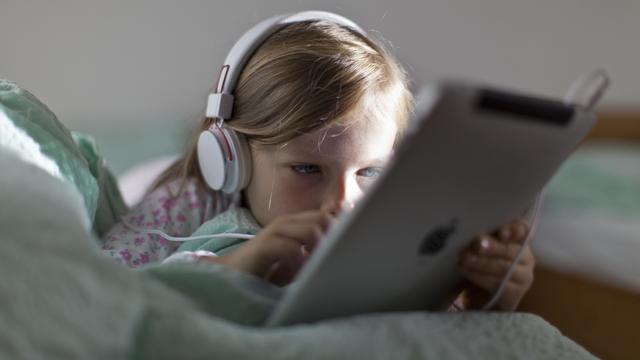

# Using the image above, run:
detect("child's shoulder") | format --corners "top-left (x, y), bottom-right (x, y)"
top-left (142, 177), bottom-right (234, 218)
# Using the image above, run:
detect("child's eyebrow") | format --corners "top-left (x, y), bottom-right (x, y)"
top-left (277, 152), bottom-right (394, 166)
top-left (367, 154), bottom-right (394, 165)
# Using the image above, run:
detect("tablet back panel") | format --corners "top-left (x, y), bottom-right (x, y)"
top-left (267, 80), bottom-right (597, 326)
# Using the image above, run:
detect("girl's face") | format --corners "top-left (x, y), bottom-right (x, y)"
top-left (244, 113), bottom-right (398, 226)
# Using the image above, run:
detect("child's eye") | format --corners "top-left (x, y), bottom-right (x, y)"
top-left (291, 164), bottom-right (321, 175)
top-left (357, 167), bottom-right (383, 178)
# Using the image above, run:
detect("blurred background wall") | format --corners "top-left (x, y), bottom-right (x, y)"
top-left (2, 0), bottom-right (639, 172)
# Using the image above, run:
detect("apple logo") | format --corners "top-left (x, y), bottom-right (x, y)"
top-left (419, 218), bottom-right (459, 255)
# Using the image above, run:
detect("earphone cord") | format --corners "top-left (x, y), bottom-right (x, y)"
top-left (480, 192), bottom-right (544, 310)
top-left (563, 68), bottom-right (611, 110)
top-left (120, 218), bottom-right (255, 242)
top-left (123, 196), bottom-right (538, 310)
top-left (481, 69), bottom-right (612, 310)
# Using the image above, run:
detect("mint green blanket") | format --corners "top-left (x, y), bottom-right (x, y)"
top-left (0, 79), bottom-right (595, 359)
top-left (0, 79), bottom-right (126, 236)
top-left (0, 147), bottom-right (597, 359)
top-left (177, 206), bottom-right (260, 255)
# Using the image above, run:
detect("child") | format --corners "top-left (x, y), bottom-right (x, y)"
top-left (102, 12), bottom-right (535, 311)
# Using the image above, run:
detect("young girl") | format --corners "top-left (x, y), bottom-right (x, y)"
top-left (102, 12), bottom-right (535, 311)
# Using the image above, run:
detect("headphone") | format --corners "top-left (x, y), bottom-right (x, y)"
top-left (197, 11), bottom-right (367, 193)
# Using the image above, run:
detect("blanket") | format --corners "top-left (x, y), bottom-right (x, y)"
top-left (176, 206), bottom-right (260, 255)
top-left (0, 148), bottom-right (596, 359)
top-left (0, 79), bottom-right (595, 359)
top-left (0, 79), bottom-right (127, 236)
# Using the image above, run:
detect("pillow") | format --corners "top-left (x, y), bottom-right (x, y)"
top-left (0, 79), bottom-right (127, 236)
top-left (117, 154), bottom-right (178, 207)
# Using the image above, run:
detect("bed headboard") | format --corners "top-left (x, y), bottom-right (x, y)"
top-left (588, 110), bottom-right (640, 141)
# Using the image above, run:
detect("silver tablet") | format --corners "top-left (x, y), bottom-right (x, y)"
top-left (266, 79), bottom-right (598, 326)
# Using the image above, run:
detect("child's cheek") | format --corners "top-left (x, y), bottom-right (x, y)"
top-left (282, 172), bottom-right (323, 191)
top-left (276, 175), bottom-right (324, 208)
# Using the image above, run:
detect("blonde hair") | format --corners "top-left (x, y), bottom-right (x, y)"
top-left (154, 20), bottom-right (413, 195)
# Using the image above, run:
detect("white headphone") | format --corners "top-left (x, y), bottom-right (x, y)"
top-left (197, 11), bottom-right (367, 193)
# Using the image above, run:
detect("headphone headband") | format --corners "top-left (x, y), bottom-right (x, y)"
top-left (206, 11), bottom-right (366, 120)
top-left (200, 11), bottom-right (367, 193)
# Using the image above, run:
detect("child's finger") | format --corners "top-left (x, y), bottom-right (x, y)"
top-left (460, 253), bottom-right (513, 278)
top-left (472, 236), bottom-right (522, 260)
top-left (459, 270), bottom-right (502, 293)
top-left (288, 211), bottom-right (335, 251)
top-left (252, 235), bottom-right (306, 276)
top-left (288, 210), bottom-right (335, 232)
top-left (460, 257), bottom-right (533, 286)
top-left (496, 225), bottom-right (512, 243)
top-left (495, 220), bottom-right (529, 244)
top-left (460, 266), bottom-right (529, 295)
top-left (509, 219), bottom-right (530, 244)
top-left (270, 213), bottom-right (332, 248)
top-left (516, 245), bottom-right (535, 266)
top-left (507, 264), bottom-right (534, 286)
top-left (266, 262), bottom-right (294, 286)
top-left (266, 252), bottom-right (305, 286)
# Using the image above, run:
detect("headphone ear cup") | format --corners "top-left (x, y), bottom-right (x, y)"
top-left (197, 126), bottom-right (252, 193)
top-left (221, 127), bottom-right (252, 193)
top-left (198, 129), bottom-right (228, 191)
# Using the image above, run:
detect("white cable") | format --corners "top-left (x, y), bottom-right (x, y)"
top-left (481, 192), bottom-right (544, 310)
top-left (564, 68), bottom-right (611, 110)
top-left (480, 70), bottom-right (611, 310)
top-left (121, 219), bottom-right (255, 242)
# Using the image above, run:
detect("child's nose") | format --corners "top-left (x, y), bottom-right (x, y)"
top-left (322, 177), bottom-right (360, 215)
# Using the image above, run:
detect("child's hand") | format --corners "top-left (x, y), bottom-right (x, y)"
top-left (217, 210), bottom-right (334, 286)
top-left (455, 220), bottom-right (535, 311)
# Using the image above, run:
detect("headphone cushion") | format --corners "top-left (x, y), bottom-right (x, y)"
top-left (198, 130), bottom-right (228, 191)
top-left (197, 127), bottom-right (252, 193)
top-left (220, 127), bottom-right (251, 193)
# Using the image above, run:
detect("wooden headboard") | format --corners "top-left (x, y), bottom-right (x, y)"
top-left (587, 110), bottom-right (640, 141)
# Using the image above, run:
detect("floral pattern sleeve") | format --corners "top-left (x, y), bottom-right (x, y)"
top-left (101, 178), bottom-right (222, 268)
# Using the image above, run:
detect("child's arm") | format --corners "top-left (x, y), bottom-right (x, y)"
top-left (101, 178), bottom-right (218, 268)
top-left (456, 220), bottom-right (535, 311)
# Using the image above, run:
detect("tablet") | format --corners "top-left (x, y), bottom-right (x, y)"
top-left (266, 79), bottom-right (598, 326)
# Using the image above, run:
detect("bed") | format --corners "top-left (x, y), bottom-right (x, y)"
top-left (0, 79), bottom-right (598, 359)
top-left (112, 110), bottom-right (640, 359)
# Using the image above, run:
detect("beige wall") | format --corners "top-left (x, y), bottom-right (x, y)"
top-left (2, 0), bottom-right (639, 171)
